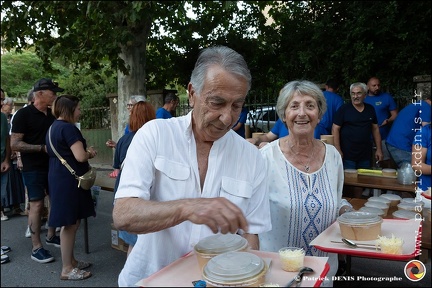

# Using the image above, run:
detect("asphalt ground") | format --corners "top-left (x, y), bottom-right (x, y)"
top-left (1, 185), bottom-right (431, 287)
top-left (1, 188), bottom-right (126, 287)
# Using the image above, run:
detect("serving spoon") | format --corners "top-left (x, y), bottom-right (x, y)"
top-left (285, 266), bottom-right (314, 287)
top-left (331, 238), bottom-right (378, 249)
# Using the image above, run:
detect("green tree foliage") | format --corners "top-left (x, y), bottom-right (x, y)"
top-left (1, 1), bottom-right (430, 113)
top-left (0, 50), bottom-right (67, 98)
top-left (1, 51), bottom-right (116, 108)
top-left (258, 1), bottom-right (431, 102)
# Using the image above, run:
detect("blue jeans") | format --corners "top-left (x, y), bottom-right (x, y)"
top-left (343, 159), bottom-right (370, 170)
top-left (22, 171), bottom-right (48, 201)
top-left (386, 143), bottom-right (411, 168)
top-left (1, 171), bottom-right (9, 207)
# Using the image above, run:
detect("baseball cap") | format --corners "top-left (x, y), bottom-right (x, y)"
top-left (33, 78), bottom-right (64, 92)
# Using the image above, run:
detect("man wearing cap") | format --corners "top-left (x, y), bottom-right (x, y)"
top-left (11, 78), bottom-right (64, 263)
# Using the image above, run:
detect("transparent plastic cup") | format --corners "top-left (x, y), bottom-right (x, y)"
top-left (278, 247), bottom-right (305, 272)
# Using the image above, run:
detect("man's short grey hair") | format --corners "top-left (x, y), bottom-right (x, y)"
top-left (190, 46), bottom-right (251, 96)
top-left (350, 82), bottom-right (368, 94)
top-left (130, 95), bottom-right (146, 104)
top-left (276, 80), bottom-right (327, 120)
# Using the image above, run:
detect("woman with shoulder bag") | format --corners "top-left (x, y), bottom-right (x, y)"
top-left (46, 95), bottom-right (97, 280)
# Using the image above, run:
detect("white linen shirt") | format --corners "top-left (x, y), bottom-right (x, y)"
top-left (115, 111), bottom-right (271, 287)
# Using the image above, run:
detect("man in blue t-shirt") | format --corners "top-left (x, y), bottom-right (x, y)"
top-left (232, 106), bottom-right (249, 138)
top-left (314, 79), bottom-right (344, 139)
top-left (386, 94), bottom-right (431, 168)
top-left (247, 118), bottom-right (289, 148)
top-left (365, 77), bottom-right (398, 168)
top-left (156, 93), bottom-right (179, 119)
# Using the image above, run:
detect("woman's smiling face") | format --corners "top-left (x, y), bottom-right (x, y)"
top-left (283, 92), bottom-right (320, 136)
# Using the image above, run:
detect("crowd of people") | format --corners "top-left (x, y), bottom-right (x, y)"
top-left (1, 45), bottom-right (430, 287)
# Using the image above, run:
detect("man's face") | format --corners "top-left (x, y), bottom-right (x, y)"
top-left (367, 79), bottom-right (381, 96)
top-left (350, 87), bottom-right (366, 106)
top-left (188, 65), bottom-right (248, 142)
top-left (37, 89), bottom-right (57, 106)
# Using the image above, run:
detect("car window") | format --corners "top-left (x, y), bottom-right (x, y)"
top-left (262, 109), bottom-right (278, 121)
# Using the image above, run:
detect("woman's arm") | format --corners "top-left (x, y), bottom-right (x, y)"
top-left (70, 141), bottom-right (97, 162)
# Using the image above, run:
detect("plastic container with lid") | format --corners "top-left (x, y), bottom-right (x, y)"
top-left (400, 198), bottom-right (424, 206)
top-left (364, 201), bottom-right (389, 216)
top-left (367, 196), bottom-right (391, 207)
top-left (392, 210), bottom-right (419, 219)
top-left (397, 201), bottom-right (423, 212)
top-left (202, 251), bottom-right (268, 287)
top-left (194, 234), bottom-right (249, 271)
top-left (382, 168), bottom-right (397, 177)
top-left (278, 247), bottom-right (305, 272)
top-left (344, 169), bottom-right (358, 179)
top-left (337, 211), bottom-right (383, 241)
top-left (359, 206), bottom-right (385, 217)
top-left (379, 194), bottom-right (402, 207)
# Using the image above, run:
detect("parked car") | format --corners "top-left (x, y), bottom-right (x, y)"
top-left (245, 105), bottom-right (279, 133)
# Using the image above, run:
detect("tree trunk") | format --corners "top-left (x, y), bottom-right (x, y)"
top-left (115, 23), bottom-right (151, 141)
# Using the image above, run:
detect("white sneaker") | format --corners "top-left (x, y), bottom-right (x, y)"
top-left (25, 226), bottom-right (31, 238)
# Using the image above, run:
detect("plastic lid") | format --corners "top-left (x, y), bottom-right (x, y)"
top-left (194, 234), bottom-right (248, 254)
top-left (397, 202), bottom-right (423, 211)
top-left (337, 211), bottom-right (382, 225)
top-left (368, 197), bottom-right (391, 205)
top-left (203, 251), bottom-right (266, 284)
top-left (400, 198), bottom-right (424, 206)
top-left (344, 169), bottom-right (357, 173)
top-left (359, 206), bottom-right (385, 216)
top-left (392, 210), bottom-right (419, 219)
top-left (364, 201), bottom-right (388, 210)
top-left (382, 168), bottom-right (397, 173)
top-left (379, 194), bottom-right (402, 201)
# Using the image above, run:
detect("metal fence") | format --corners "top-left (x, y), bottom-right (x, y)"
top-left (80, 107), bottom-right (111, 129)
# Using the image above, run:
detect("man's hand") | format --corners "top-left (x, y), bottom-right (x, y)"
top-left (184, 197), bottom-right (249, 234)
top-left (1, 161), bottom-right (10, 173)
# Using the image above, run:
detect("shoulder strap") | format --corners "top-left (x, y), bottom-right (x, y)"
top-left (48, 126), bottom-right (77, 178)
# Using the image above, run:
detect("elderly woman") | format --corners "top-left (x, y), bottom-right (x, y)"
top-left (258, 80), bottom-right (352, 286)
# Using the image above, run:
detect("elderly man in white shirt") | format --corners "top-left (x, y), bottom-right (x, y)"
top-left (113, 46), bottom-right (272, 287)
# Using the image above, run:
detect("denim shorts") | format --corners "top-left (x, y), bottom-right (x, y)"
top-left (386, 143), bottom-right (411, 168)
top-left (343, 159), bottom-right (370, 170)
top-left (22, 171), bottom-right (49, 201)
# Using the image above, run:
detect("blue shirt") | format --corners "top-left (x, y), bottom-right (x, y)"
top-left (314, 90), bottom-right (344, 139)
top-left (232, 107), bottom-right (248, 138)
top-left (386, 100), bottom-right (431, 152)
top-left (364, 92), bottom-right (397, 140)
top-left (271, 119), bottom-right (289, 137)
top-left (156, 107), bottom-right (172, 119)
top-left (412, 124), bottom-right (431, 191)
top-left (124, 124), bottom-right (130, 135)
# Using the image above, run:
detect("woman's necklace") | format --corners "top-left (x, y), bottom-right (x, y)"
top-left (288, 141), bottom-right (315, 172)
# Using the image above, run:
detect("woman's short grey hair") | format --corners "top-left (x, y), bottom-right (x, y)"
top-left (130, 95), bottom-right (146, 104)
top-left (350, 82), bottom-right (367, 94)
top-left (190, 46), bottom-right (252, 95)
top-left (3, 97), bottom-right (13, 105)
top-left (276, 80), bottom-right (327, 120)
